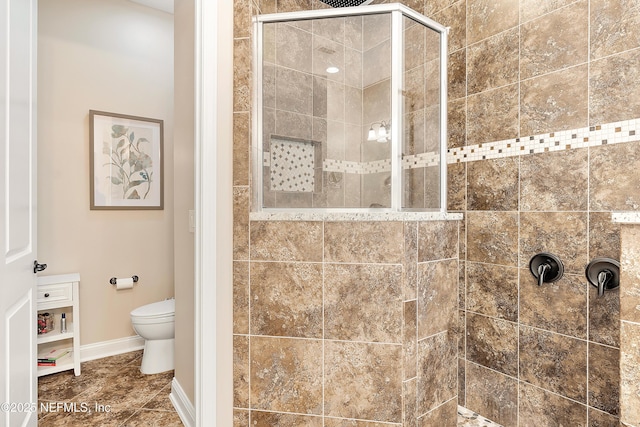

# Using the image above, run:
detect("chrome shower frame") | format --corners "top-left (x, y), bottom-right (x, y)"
top-left (252, 3), bottom-right (449, 214)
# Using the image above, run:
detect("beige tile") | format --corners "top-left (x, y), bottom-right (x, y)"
top-left (519, 326), bottom-right (587, 402)
top-left (417, 397), bottom-right (457, 426)
top-left (448, 49), bottom-right (466, 101)
top-left (518, 382), bottom-right (587, 425)
top-left (589, 284), bottom-right (621, 348)
top-left (588, 408), bottom-right (620, 427)
top-left (250, 262), bottom-right (323, 338)
top-left (324, 221), bottom-right (404, 263)
top-left (519, 0), bottom-right (576, 24)
top-left (233, 187), bottom-right (250, 260)
top-left (519, 211), bottom-right (588, 275)
top-left (404, 300), bottom-right (417, 380)
top-left (589, 343), bottom-right (620, 416)
top-left (589, 212), bottom-right (621, 261)
top-left (417, 332), bottom-right (457, 415)
top-left (417, 221), bottom-right (458, 261)
top-left (276, 67), bottom-right (313, 115)
top-left (276, 0), bottom-right (312, 13)
top-left (466, 262), bottom-right (518, 322)
top-left (233, 113), bottom-right (250, 186)
top-left (313, 16), bottom-right (345, 45)
top-left (621, 226), bottom-right (640, 323)
top-left (590, 49), bottom-right (640, 124)
top-left (520, 148), bottom-right (588, 211)
top-left (520, 65), bottom-right (589, 136)
top-left (458, 358), bottom-right (466, 407)
top-left (233, 335), bottom-right (249, 408)
top-left (363, 39), bottom-right (391, 88)
top-left (591, 0), bottom-right (640, 60)
top-left (404, 378), bottom-right (417, 427)
top-left (274, 109), bottom-right (313, 141)
top-left (250, 221), bottom-right (323, 262)
top-left (467, 157), bottom-right (519, 211)
top-left (345, 16), bottom-right (363, 50)
top-left (233, 262), bottom-right (249, 334)
top-left (234, 38), bottom-right (251, 112)
top-left (259, 0), bottom-right (276, 14)
top-left (467, 85), bottom-right (519, 146)
top-left (250, 411), bottom-right (322, 426)
top-left (433, 0), bottom-right (466, 53)
top-left (520, 271), bottom-right (588, 339)
top-left (465, 362), bottom-right (518, 427)
top-left (362, 13), bottom-right (391, 52)
top-left (425, 0), bottom-right (458, 16)
top-left (417, 259), bottom-right (458, 339)
top-left (250, 336), bottom-right (322, 414)
top-left (448, 98), bottom-right (466, 149)
top-left (590, 142), bottom-right (640, 211)
top-left (39, 406), bottom-right (136, 427)
top-left (621, 321), bottom-right (640, 425)
top-left (324, 263), bottom-right (403, 343)
top-left (520, 0), bottom-right (588, 79)
top-left (467, 211), bottom-right (519, 267)
top-left (467, 28), bottom-right (519, 95)
top-left (466, 313), bottom-right (518, 377)
top-left (405, 22), bottom-right (426, 73)
top-left (275, 23), bottom-right (312, 74)
top-left (467, 0), bottom-right (518, 45)
top-left (405, 65), bottom-right (425, 112)
top-left (447, 161), bottom-right (466, 211)
top-left (324, 341), bottom-right (402, 423)
top-left (324, 418), bottom-right (401, 427)
top-left (234, 0), bottom-right (252, 38)
top-left (234, 409), bottom-right (249, 427)
top-left (404, 221), bottom-right (418, 300)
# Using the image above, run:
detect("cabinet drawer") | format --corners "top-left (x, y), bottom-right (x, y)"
top-left (37, 283), bottom-right (72, 306)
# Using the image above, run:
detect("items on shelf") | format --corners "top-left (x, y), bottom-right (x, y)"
top-left (37, 312), bottom-right (54, 334)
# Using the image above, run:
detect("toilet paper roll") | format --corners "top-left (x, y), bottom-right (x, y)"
top-left (115, 277), bottom-right (134, 290)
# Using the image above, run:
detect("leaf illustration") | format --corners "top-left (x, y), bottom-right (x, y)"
top-left (127, 189), bottom-right (140, 199)
top-left (116, 138), bottom-right (126, 151)
top-left (110, 176), bottom-right (122, 185)
top-left (111, 125), bottom-right (128, 138)
top-left (128, 180), bottom-right (147, 187)
top-left (102, 141), bottom-right (111, 155)
top-left (129, 131), bottom-right (135, 143)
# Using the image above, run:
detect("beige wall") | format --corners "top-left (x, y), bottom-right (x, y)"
top-left (37, 0), bottom-right (174, 345)
top-left (173, 0), bottom-right (195, 404)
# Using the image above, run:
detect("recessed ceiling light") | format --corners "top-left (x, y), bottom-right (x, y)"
top-left (326, 66), bottom-right (340, 74)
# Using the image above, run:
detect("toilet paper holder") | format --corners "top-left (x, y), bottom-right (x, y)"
top-left (109, 275), bottom-right (139, 285)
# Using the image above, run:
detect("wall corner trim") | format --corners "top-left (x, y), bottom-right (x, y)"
top-left (170, 377), bottom-right (196, 427)
top-left (79, 335), bottom-right (144, 362)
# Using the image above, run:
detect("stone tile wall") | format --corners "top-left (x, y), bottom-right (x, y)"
top-left (234, 0), bottom-right (640, 425)
top-left (232, 220), bottom-right (459, 425)
top-left (415, 0), bottom-right (640, 425)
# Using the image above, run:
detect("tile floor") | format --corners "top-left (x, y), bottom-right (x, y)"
top-left (38, 349), bottom-right (499, 426)
top-left (38, 350), bottom-right (183, 427)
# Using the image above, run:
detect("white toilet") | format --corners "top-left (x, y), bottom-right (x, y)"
top-left (130, 298), bottom-right (175, 374)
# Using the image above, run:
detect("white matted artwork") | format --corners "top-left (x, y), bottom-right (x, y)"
top-left (90, 110), bottom-right (164, 210)
top-left (269, 136), bottom-right (317, 193)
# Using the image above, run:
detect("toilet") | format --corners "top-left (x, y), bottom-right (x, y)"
top-left (130, 298), bottom-right (175, 374)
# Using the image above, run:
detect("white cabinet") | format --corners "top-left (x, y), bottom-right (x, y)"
top-left (36, 273), bottom-right (81, 377)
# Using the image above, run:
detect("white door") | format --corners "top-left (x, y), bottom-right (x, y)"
top-left (0, 0), bottom-right (39, 426)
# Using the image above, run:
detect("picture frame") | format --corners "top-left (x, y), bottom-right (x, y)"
top-left (89, 110), bottom-right (164, 210)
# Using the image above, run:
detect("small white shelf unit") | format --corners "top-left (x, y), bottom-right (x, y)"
top-left (36, 273), bottom-right (81, 377)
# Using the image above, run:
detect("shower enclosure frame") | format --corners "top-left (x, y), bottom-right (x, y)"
top-left (252, 3), bottom-right (449, 213)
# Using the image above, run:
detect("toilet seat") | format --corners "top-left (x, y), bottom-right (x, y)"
top-left (130, 299), bottom-right (174, 321)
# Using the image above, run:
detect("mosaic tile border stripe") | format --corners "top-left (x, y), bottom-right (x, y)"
top-left (264, 118), bottom-right (640, 175)
top-left (449, 118), bottom-right (640, 164)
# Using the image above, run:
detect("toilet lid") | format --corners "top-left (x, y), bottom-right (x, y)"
top-left (131, 299), bottom-right (175, 319)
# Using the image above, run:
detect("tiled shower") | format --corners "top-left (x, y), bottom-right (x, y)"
top-left (233, 0), bottom-right (640, 425)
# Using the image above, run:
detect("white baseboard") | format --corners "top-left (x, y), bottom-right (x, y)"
top-left (170, 377), bottom-right (195, 427)
top-left (79, 335), bottom-right (145, 362)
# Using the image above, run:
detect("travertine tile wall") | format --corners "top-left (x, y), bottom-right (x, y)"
top-left (233, 1), bottom-right (460, 426)
top-left (402, 0), bottom-right (640, 425)
top-left (620, 225), bottom-right (640, 427)
top-left (233, 219), bottom-right (459, 426)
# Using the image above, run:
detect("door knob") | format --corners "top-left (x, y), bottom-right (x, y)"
top-left (33, 260), bottom-right (47, 274)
